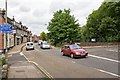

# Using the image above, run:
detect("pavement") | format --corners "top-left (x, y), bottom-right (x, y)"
top-left (8, 44), bottom-right (25, 54)
top-left (7, 43), bottom-right (47, 79)
top-left (8, 62), bottom-right (45, 78)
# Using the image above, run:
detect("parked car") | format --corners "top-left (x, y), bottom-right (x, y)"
top-left (26, 42), bottom-right (34, 50)
top-left (42, 41), bottom-right (48, 44)
top-left (61, 44), bottom-right (88, 58)
top-left (41, 43), bottom-right (51, 49)
top-left (38, 40), bottom-right (43, 45)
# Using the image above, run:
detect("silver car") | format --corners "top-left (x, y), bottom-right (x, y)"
top-left (26, 42), bottom-right (34, 50)
top-left (41, 43), bottom-right (51, 49)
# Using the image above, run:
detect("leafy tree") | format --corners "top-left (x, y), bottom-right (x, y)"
top-left (40, 32), bottom-right (47, 41)
top-left (84, 1), bottom-right (120, 42)
top-left (47, 9), bottom-right (80, 45)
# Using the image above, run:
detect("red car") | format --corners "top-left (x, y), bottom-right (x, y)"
top-left (61, 44), bottom-right (88, 58)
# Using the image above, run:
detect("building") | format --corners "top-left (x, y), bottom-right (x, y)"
top-left (27, 31), bottom-right (32, 42)
top-left (32, 35), bottom-right (39, 43)
top-left (0, 9), bottom-right (6, 53)
top-left (0, 9), bottom-right (32, 53)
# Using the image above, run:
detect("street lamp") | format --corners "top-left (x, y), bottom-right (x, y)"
top-left (5, 0), bottom-right (7, 24)
top-left (5, 0), bottom-right (8, 64)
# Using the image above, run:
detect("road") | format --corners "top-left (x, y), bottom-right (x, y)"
top-left (22, 44), bottom-right (119, 79)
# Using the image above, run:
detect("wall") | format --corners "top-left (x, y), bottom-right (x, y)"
top-left (0, 12), bottom-right (5, 52)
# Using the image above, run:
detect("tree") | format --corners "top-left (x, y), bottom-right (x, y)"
top-left (84, 1), bottom-right (120, 42)
top-left (47, 9), bottom-right (80, 45)
top-left (40, 32), bottom-right (47, 41)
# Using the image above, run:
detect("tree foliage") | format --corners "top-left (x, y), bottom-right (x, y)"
top-left (40, 32), bottom-right (47, 41)
top-left (82, 1), bottom-right (120, 42)
top-left (47, 9), bottom-right (80, 45)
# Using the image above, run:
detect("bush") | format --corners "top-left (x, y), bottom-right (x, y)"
top-left (0, 58), bottom-right (7, 65)
top-left (0, 58), bottom-right (2, 66)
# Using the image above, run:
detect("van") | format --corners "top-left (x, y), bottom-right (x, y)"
top-left (26, 42), bottom-right (34, 50)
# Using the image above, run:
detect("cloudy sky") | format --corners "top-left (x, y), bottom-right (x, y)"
top-left (0, 0), bottom-right (105, 35)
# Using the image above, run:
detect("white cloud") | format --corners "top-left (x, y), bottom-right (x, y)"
top-left (19, 6), bottom-right (31, 13)
top-left (0, 0), bottom-right (104, 35)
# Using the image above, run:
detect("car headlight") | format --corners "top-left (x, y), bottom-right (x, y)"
top-left (76, 52), bottom-right (80, 55)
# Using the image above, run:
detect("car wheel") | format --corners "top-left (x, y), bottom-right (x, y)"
top-left (84, 55), bottom-right (87, 58)
top-left (61, 52), bottom-right (65, 56)
top-left (70, 54), bottom-right (74, 58)
top-left (84, 53), bottom-right (88, 58)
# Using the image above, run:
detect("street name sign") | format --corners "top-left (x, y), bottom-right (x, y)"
top-left (0, 24), bottom-right (13, 33)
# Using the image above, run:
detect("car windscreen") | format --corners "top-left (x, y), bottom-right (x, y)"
top-left (27, 43), bottom-right (33, 46)
top-left (27, 44), bottom-right (29, 46)
top-left (30, 43), bottom-right (33, 45)
top-left (43, 43), bottom-right (49, 45)
top-left (70, 45), bottom-right (81, 50)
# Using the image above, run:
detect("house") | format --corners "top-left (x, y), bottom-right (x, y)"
top-left (0, 9), bottom-right (32, 53)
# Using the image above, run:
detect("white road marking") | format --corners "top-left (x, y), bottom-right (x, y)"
top-left (107, 49), bottom-right (118, 52)
top-left (8, 54), bottom-right (12, 57)
top-left (72, 61), bottom-right (76, 64)
top-left (88, 54), bottom-right (120, 63)
top-left (20, 52), bottom-right (24, 56)
top-left (36, 48), bottom-right (39, 51)
top-left (97, 69), bottom-right (120, 77)
top-left (22, 51), bottom-right (54, 79)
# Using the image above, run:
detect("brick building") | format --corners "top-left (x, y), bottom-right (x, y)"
top-left (0, 9), bottom-right (32, 53)
top-left (0, 9), bottom-right (5, 53)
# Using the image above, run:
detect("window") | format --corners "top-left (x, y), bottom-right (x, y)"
top-left (70, 45), bottom-right (81, 50)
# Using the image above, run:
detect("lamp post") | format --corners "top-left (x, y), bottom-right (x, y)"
top-left (5, 0), bottom-right (8, 63)
top-left (5, 0), bottom-right (7, 24)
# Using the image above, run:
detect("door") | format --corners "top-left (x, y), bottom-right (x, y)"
top-left (65, 46), bottom-right (71, 56)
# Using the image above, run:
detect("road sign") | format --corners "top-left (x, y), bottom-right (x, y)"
top-left (0, 24), bottom-right (13, 33)
top-left (0, 24), bottom-right (3, 31)
top-left (12, 30), bottom-right (16, 34)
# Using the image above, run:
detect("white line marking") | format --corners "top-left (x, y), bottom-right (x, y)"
top-left (36, 48), bottom-right (39, 51)
top-left (107, 49), bottom-right (118, 52)
top-left (20, 52), bottom-right (24, 56)
top-left (22, 52), bottom-right (54, 79)
top-left (72, 61), bottom-right (76, 64)
top-left (88, 54), bottom-right (120, 63)
top-left (22, 53), bottom-right (30, 62)
top-left (97, 69), bottom-right (120, 77)
top-left (8, 54), bottom-right (12, 57)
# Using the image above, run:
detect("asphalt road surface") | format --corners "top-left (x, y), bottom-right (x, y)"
top-left (22, 44), bottom-right (119, 79)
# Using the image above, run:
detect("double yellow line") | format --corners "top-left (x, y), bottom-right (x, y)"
top-left (21, 52), bottom-right (54, 80)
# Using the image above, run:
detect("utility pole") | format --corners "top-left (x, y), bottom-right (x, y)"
top-left (5, 0), bottom-right (8, 63)
top-left (5, 0), bottom-right (7, 24)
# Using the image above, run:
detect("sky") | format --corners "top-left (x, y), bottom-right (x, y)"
top-left (0, 0), bottom-right (105, 36)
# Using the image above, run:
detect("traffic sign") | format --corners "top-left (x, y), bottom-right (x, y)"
top-left (0, 24), bottom-right (13, 33)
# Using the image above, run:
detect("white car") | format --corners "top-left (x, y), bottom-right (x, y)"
top-left (26, 42), bottom-right (34, 50)
top-left (41, 43), bottom-right (51, 49)
top-left (38, 40), bottom-right (43, 45)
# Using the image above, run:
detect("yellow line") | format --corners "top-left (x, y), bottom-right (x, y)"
top-left (30, 61), bottom-right (54, 79)
top-left (22, 52), bottom-right (54, 80)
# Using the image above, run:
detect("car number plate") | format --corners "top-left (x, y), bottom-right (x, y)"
top-left (81, 54), bottom-right (85, 56)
